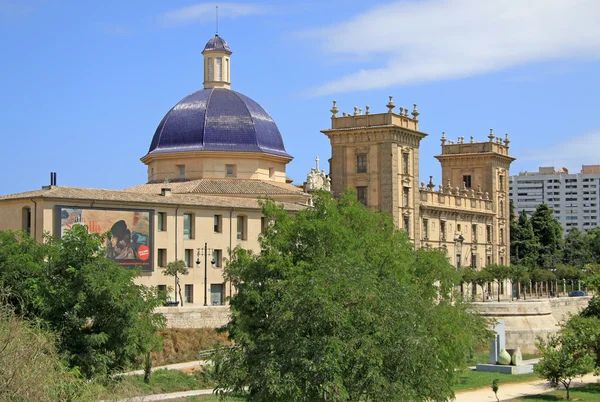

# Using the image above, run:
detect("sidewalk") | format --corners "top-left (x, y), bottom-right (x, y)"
top-left (454, 373), bottom-right (599, 402)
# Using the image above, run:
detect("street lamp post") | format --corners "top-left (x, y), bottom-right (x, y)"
top-left (196, 243), bottom-right (215, 306)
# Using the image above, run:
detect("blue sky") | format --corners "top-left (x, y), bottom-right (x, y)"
top-left (1, 0), bottom-right (600, 195)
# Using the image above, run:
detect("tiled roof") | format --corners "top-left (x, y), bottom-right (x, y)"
top-left (0, 186), bottom-right (307, 211)
top-left (203, 35), bottom-right (232, 53)
top-left (147, 88), bottom-right (291, 158)
top-left (126, 179), bottom-right (306, 196)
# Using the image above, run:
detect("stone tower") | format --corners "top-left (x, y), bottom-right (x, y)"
top-left (321, 98), bottom-right (425, 240)
top-left (435, 130), bottom-right (515, 265)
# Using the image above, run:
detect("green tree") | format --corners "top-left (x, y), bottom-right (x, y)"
top-left (586, 227), bottom-right (600, 263)
top-left (163, 260), bottom-right (189, 306)
top-left (562, 228), bottom-right (592, 268)
top-left (508, 265), bottom-right (530, 300)
top-left (0, 226), bottom-right (165, 379)
top-left (510, 209), bottom-right (538, 268)
top-left (535, 326), bottom-right (595, 400)
top-left (530, 204), bottom-right (563, 268)
top-left (483, 264), bottom-right (511, 302)
top-left (213, 193), bottom-right (490, 402)
top-left (0, 230), bottom-right (45, 315)
top-left (0, 302), bottom-right (99, 401)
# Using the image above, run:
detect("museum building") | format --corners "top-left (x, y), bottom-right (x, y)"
top-left (0, 34), bottom-right (309, 306)
top-left (0, 34), bottom-right (515, 303)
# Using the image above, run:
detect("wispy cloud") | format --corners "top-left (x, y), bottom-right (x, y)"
top-left (516, 130), bottom-right (600, 168)
top-left (299, 0), bottom-right (600, 96)
top-left (159, 3), bottom-right (269, 27)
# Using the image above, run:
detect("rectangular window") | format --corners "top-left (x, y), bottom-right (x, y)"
top-left (500, 228), bottom-right (505, 244)
top-left (356, 154), bottom-right (367, 173)
top-left (177, 165), bottom-right (185, 178)
top-left (185, 284), bottom-right (193, 304)
top-left (226, 58), bottom-right (229, 81)
top-left (487, 255), bottom-right (492, 266)
top-left (214, 214), bottom-right (222, 233)
top-left (207, 57), bottom-right (213, 80)
top-left (472, 224), bottom-right (478, 243)
top-left (184, 249), bottom-right (193, 268)
top-left (269, 167), bottom-right (275, 178)
top-left (261, 217), bottom-right (269, 233)
top-left (211, 284), bottom-right (224, 306)
top-left (403, 215), bottom-right (410, 234)
top-left (183, 213), bottom-right (193, 239)
top-left (357, 186), bottom-right (368, 206)
top-left (486, 225), bottom-right (492, 243)
top-left (226, 164), bottom-right (236, 177)
top-left (500, 256), bottom-right (504, 266)
top-left (237, 216), bottom-right (247, 241)
top-left (456, 254), bottom-right (461, 269)
top-left (158, 248), bottom-right (167, 268)
top-left (423, 218), bottom-right (429, 239)
top-left (403, 187), bottom-right (409, 207)
top-left (457, 223), bottom-right (462, 232)
top-left (216, 57), bottom-right (222, 80)
top-left (499, 175), bottom-right (504, 191)
top-left (463, 175), bottom-right (472, 188)
top-left (158, 212), bottom-right (166, 232)
top-left (471, 254), bottom-right (477, 268)
top-left (213, 249), bottom-right (222, 268)
top-left (440, 221), bottom-right (446, 241)
top-left (402, 153), bottom-right (409, 174)
top-left (22, 207), bottom-right (31, 234)
top-left (157, 284), bottom-right (167, 295)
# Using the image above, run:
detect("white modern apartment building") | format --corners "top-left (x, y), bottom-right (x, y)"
top-left (509, 166), bottom-right (600, 233)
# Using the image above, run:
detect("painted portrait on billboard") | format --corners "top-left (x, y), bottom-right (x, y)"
top-left (59, 207), bottom-right (153, 271)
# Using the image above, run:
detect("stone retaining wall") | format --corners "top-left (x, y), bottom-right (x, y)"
top-left (156, 306), bottom-right (230, 329)
top-left (473, 296), bottom-right (591, 354)
top-left (157, 297), bottom-right (592, 353)
top-left (548, 296), bottom-right (592, 323)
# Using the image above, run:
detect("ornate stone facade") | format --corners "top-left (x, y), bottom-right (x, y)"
top-left (322, 98), bottom-right (515, 271)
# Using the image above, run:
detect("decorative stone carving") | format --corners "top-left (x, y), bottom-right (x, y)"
top-left (330, 100), bottom-right (338, 118)
top-left (304, 157), bottom-right (331, 193)
top-left (386, 96), bottom-right (395, 113)
top-left (411, 103), bottom-right (419, 120)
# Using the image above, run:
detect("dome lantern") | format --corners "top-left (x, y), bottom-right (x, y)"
top-left (202, 35), bottom-right (232, 90)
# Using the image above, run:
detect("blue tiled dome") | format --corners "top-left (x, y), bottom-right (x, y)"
top-left (148, 88), bottom-right (291, 158)
top-left (203, 35), bottom-right (232, 53)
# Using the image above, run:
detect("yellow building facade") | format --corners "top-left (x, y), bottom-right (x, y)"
top-left (323, 98), bottom-right (514, 271)
top-left (0, 34), bottom-right (309, 306)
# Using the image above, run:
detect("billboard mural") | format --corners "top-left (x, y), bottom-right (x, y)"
top-left (58, 207), bottom-right (153, 271)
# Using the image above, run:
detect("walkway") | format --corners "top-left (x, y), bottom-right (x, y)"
top-left (454, 372), bottom-right (599, 401)
top-left (116, 359), bottom-right (598, 401)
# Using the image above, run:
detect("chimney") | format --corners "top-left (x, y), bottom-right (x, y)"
top-left (161, 188), bottom-right (172, 197)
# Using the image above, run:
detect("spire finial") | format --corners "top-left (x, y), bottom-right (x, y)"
top-left (216, 6), bottom-right (219, 35)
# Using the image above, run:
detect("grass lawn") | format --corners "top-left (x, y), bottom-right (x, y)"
top-left (453, 370), bottom-right (541, 392)
top-left (508, 383), bottom-right (600, 401)
top-left (98, 369), bottom-right (215, 400)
